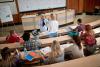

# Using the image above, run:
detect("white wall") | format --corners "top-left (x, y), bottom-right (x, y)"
top-left (0, 1), bottom-right (17, 14)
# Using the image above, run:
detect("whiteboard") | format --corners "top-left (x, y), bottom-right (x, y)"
top-left (18, 0), bottom-right (66, 12)
top-left (0, 5), bottom-right (13, 23)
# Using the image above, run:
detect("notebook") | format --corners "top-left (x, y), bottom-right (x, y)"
top-left (25, 54), bottom-right (34, 61)
top-left (40, 47), bottom-right (51, 55)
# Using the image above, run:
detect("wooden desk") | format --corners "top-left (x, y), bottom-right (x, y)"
top-left (40, 35), bottom-right (72, 47)
top-left (96, 37), bottom-right (100, 45)
top-left (93, 27), bottom-right (100, 34)
top-left (0, 37), bottom-right (7, 44)
top-left (88, 20), bottom-right (100, 28)
top-left (37, 54), bottom-right (100, 67)
top-left (39, 27), bottom-right (100, 39)
top-left (0, 42), bottom-right (21, 49)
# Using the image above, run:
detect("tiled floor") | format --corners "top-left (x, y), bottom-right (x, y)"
top-left (0, 14), bottom-right (100, 37)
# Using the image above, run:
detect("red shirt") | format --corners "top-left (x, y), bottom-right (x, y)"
top-left (6, 33), bottom-right (20, 43)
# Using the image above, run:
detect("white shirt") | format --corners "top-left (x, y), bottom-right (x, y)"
top-left (48, 20), bottom-right (59, 33)
top-left (41, 25), bottom-right (48, 32)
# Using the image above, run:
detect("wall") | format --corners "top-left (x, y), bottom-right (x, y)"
top-left (84, 0), bottom-right (100, 13)
top-left (94, 0), bottom-right (100, 7)
top-left (67, 0), bottom-right (84, 14)
top-left (84, 0), bottom-right (95, 13)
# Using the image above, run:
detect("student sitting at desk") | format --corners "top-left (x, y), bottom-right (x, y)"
top-left (0, 47), bottom-right (21, 67)
top-left (47, 14), bottom-right (59, 37)
top-left (65, 31), bottom-right (84, 59)
top-left (44, 40), bottom-right (64, 64)
top-left (38, 14), bottom-right (48, 32)
top-left (6, 30), bottom-right (21, 43)
top-left (22, 31), bottom-right (34, 50)
top-left (76, 18), bottom-right (85, 32)
top-left (81, 25), bottom-right (97, 55)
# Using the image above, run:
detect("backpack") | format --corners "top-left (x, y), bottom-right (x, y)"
top-left (84, 33), bottom-right (96, 46)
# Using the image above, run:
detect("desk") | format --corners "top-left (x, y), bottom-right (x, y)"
top-left (93, 27), bottom-right (100, 34)
top-left (19, 51), bottom-right (43, 65)
top-left (39, 26), bottom-right (100, 39)
top-left (37, 54), bottom-right (100, 67)
top-left (88, 20), bottom-right (100, 28)
top-left (40, 35), bottom-right (72, 47)
top-left (0, 37), bottom-right (6, 44)
top-left (0, 42), bottom-right (21, 49)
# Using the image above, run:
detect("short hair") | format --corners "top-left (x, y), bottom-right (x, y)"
top-left (77, 18), bottom-right (82, 23)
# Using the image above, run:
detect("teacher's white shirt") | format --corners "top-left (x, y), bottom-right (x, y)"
top-left (48, 20), bottom-right (59, 33)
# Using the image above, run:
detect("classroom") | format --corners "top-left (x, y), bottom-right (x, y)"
top-left (0, 0), bottom-right (100, 67)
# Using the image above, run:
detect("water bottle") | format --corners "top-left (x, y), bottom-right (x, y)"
top-left (24, 48), bottom-right (28, 55)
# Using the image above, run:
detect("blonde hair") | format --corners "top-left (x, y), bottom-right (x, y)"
top-left (49, 40), bottom-right (61, 58)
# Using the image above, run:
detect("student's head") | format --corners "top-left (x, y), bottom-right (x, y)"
top-left (50, 14), bottom-right (56, 20)
top-left (85, 24), bottom-right (92, 32)
top-left (41, 14), bottom-right (45, 19)
top-left (9, 30), bottom-right (15, 35)
top-left (22, 31), bottom-right (30, 41)
top-left (77, 18), bottom-right (82, 24)
top-left (1, 47), bottom-right (18, 67)
top-left (1, 47), bottom-right (11, 60)
top-left (50, 40), bottom-right (61, 58)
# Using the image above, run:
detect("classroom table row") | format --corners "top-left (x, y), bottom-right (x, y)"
top-left (37, 54), bottom-right (100, 67)
top-left (39, 20), bottom-right (100, 38)
top-left (0, 27), bottom-right (100, 49)
top-left (40, 27), bottom-right (100, 47)
top-left (0, 36), bottom-right (100, 50)
top-left (38, 26), bottom-right (100, 39)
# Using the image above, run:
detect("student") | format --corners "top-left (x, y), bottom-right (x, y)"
top-left (81, 25), bottom-right (97, 55)
top-left (38, 15), bottom-right (48, 32)
top-left (47, 14), bottom-right (59, 37)
top-left (6, 30), bottom-right (21, 43)
top-left (44, 40), bottom-right (64, 64)
top-left (0, 47), bottom-right (20, 67)
top-left (65, 32), bottom-right (84, 59)
top-left (76, 18), bottom-right (85, 32)
top-left (22, 31), bottom-right (34, 50)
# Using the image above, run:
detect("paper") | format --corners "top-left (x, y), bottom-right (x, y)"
top-left (40, 47), bottom-right (51, 55)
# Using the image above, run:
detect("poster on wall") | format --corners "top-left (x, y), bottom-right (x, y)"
top-left (0, 5), bottom-right (13, 23)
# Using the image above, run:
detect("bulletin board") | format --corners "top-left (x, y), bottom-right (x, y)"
top-left (0, 5), bottom-right (13, 23)
top-left (18, 0), bottom-right (66, 12)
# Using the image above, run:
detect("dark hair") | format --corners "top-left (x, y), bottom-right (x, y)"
top-left (77, 18), bottom-right (82, 24)
top-left (0, 47), bottom-right (20, 67)
top-left (22, 31), bottom-right (30, 41)
top-left (72, 35), bottom-right (82, 49)
top-left (42, 19), bottom-right (45, 26)
top-left (1, 47), bottom-right (10, 60)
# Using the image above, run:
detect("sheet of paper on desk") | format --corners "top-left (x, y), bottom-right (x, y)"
top-left (40, 47), bottom-right (51, 55)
